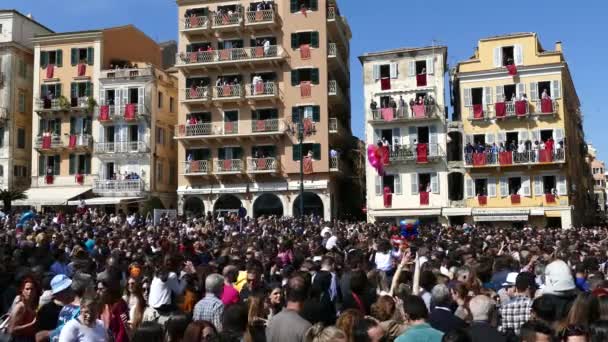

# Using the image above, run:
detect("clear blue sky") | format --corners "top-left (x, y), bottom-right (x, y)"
top-left (5, 0), bottom-right (608, 159)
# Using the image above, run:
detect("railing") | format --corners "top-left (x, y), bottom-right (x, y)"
top-left (35, 135), bottom-right (63, 149)
top-left (534, 99), bottom-right (558, 115)
top-left (213, 12), bottom-right (243, 27)
top-left (245, 10), bottom-right (275, 25)
top-left (329, 118), bottom-right (338, 133)
top-left (72, 97), bottom-right (90, 109)
top-left (246, 82), bottom-right (277, 98)
top-left (176, 120), bottom-right (285, 138)
top-left (389, 144), bottom-right (445, 162)
top-left (182, 15), bottom-right (210, 30)
top-left (184, 86), bottom-right (211, 101)
top-left (177, 46), bottom-right (280, 66)
top-left (328, 80), bottom-right (339, 96)
top-left (93, 179), bottom-right (145, 194)
top-left (100, 67), bottom-right (153, 79)
top-left (98, 103), bottom-right (147, 121)
top-left (330, 156), bottom-right (340, 171)
top-left (251, 119), bottom-right (279, 133)
top-left (35, 99), bottom-right (62, 111)
top-left (67, 134), bottom-right (93, 149)
top-left (464, 149), bottom-right (566, 167)
top-left (183, 160), bottom-right (212, 175)
top-left (213, 84), bottom-right (243, 99)
top-left (95, 141), bottom-right (149, 154)
top-left (327, 6), bottom-right (337, 20)
top-left (328, 43), bottom-right (338, 58)
top-left (37, 175), bottom-right (93, 187)
top-left (216, 159), bottom-right (244, 173)
top-left (371, 105), bottom-right (438, 121)
top-left (248, 157), bottom-right (278, 172)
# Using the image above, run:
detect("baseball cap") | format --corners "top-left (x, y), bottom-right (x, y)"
top-left (50, 274), bottom-right (72, 295)
top-left (502, 272), bottom-right (519, 286)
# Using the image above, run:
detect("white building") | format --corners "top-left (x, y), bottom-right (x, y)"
top-left (0, 11), bottom-right (52, 191)
top-left (359, 46), bottom-right (449, 224)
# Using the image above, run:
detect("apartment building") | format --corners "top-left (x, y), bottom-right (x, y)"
top-left (22, 25), bottom-right (175, 211)
top-left (452, 33), bottom-right (594, 227)
top-left (588, 144), bottom-right (607, 217)
top-left (175, 0), bottom-right (353, 219)
top-left (0, 11), bottom-right (52, 191)
top-left (359, 46), bottom-right (449, 224)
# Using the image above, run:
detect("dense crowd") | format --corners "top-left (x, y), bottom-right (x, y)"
top-left (1, 209), bottom-right (608, 342)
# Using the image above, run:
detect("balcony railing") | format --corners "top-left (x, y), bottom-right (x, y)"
top-left (183, 160), bottom-right (212, 175)
top-left (216, 159), bottom-right (244, 173)
top-left (328, 43), bottom-right (338, 58)
top-left (251, 119), bottom-right (280, 133)
top-left (95, 141), bottom-right (149, 154)
top-left (330, 156), bottom-right (340, 171)
top-left (177, 46), bottom-right (281, 66)
top-left (245, 10), bottom-right (276, 25)
top-left (98, 103), bottom-right (147, 122)
top-left (246, 82), bottom-right (277, 98)
top-left (474, 100), bottom-right (559, 121)
top-left (213, 12), bottom-right (243, 28)
top-left (176, 120), bottom-right (285, 139)
top-left (370, 105), bottom-right (439, 122)
top-left (93, 179), bottom-right (145, 194)
top-left (328, 80), bottom-right (340, 96)
top-left (534, 99), bottom-right (559, 116)
top-left (464, 149), bottom-right (566, 167)
top-left (37, 175), bottom-right (93, 187)
top-left (329, 118), bottom-right (338, 133)
top-left (213, 84), bottom-right (243, 100)
top-left (183, 86), bottom-right (211, 102)
top-left (182, 15), bottom-right (210, 31)
top-left (327, 6), bottom-right (337, 20)
top-left (248, 157), bottom-right (279, 173)
top-left (35, 135), bottom-right (63, 150)
top-left (389, 144), bottom-right (445, 163)
top-left (100, 67), bottom-right (154, 80)
top-left (67, 134), bottom-right (93, 149)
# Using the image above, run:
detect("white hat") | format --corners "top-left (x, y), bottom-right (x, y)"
top-left (544, 260), bottom-right (575, 294)
top-left (502, 272), bottom-right (519, 286)
top-left (50, 274), bottom-right (72, 295)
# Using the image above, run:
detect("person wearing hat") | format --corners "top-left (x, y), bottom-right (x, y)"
top-left (498, 272), bottom-right (537, 336)
top-left (35, 275), bottom-right (74, 342)
top-left (497, 272), bottom-right (519, 305)
top-left (538, 259), bottom-right (579, 327)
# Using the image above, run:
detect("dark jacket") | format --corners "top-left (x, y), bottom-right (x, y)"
top-left (428, 307), bottom-right (467, 333)
top-left (467, 321), bottom-right (507, 342)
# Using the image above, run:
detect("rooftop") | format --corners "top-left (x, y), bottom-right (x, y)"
top-left (358, 45), bottom-right (447, 63)
top-left (0, 9), bottom-right (54, 33)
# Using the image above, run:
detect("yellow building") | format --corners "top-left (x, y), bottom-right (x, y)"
top-left (21, 25), bottom-right (178, 212)
top-left (452, 32), bottom-right (594, 227)
top-left (174, 0), bottom-right (353, 219)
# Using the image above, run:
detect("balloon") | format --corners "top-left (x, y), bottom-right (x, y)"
top-left (17, 210), bottom-right (36, 228)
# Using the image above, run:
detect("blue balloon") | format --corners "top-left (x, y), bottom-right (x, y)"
top-left (17, 210), bottom-right (35, 227)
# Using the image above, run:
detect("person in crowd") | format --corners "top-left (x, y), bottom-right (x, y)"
top-left (305, 323), bottom-right (348, 342)
top-left (131, 322), bottom-right (164, 342)
top-left (58, 295), bottom-right (108, 342)
top-left (429, 284), bottom-right (466, 333)
top-left (7, 278), bottom-right (40, 342)
top-left (183, 321), bottom-right (218, 342)
top-left (498, 272), bottom-right (536, 336)
top-left (353, 318), bottom-right (386, 342)
top-left (35, 275), bottom-right (74, 342)
top-left (266, 273), bottom-right (312, 342)
top-left (466, 295), bottom-right (506, 342)
top-left (395, 295), bottom-right (443, 342)
top-left (193, 273), bottom-right (225, 331)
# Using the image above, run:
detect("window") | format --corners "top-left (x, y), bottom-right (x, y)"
top-left (18, 92), bottom-right (26, 113)
top-left (292, 143), bottom-right (321, 160)
top-left (70, 47), bottom-right (94, 65)
top-left (419, 173), bottom-right (431, 193)
top-left (0, 127), bottom-right (4, 147)
top-left (187, 112), bottom-right (211, 123)
top-left (17, 128), bottom-right (25, 149)
top-left (70, 82), bottom-right (92, 102)
top-left (40, 84), bottom-right (62, 98)
top-left (156, 127), bottom-right (165, 145)
top-left (156, 160), bottom-right (164, 182)
top-left (218, 147), bottom-right (243, 160)
top-left (290, 32), bottom-right (319, 49)
top-left (379, 65), bottom-right (390, 78)
top-left (169, 97), bottom-right (175, 113)
top-left (471, 88), bottom-right (483, 106)
top-left (69, 154), bottom-right (91, 175)
top-left (253, 108), bottom-right (278, 120)
top-left (186, 148), bottom-right (211, 161)
top-left (158, 92), bottom-right (163, 108)
top-left (38, 155), bottom-right (60, 176)
top-left (508, 177), bottom-right (522, 195)
top-left (473, 134), bottom-right (485, 146)
top-left (475, 179), bottom-right (488, 196)
top-left (186, 77), bottom-right (210, 88)
top-left (290, 0), bottom-right (318, 13)
top-left (506, 132), bottom-right (519, 146)
top-left (13, 165), bottom-right (27, 178)
top-left (252, 145), bottom-right (276, 158)
top-left (18, 59), bottom-right (27, 78)
top-left (292, 106), bottom-right (320, 122)
top-left (496, 84), bottom-right (517, 102)
top-left (382, 175), bottom-right (395, 193)
top-left (502, 46), bottom-right (514, 66)
top-left (536, 81), bottom-right (551, 100)
top-left (291, 68), bottom-right (320, 85)
top-left (415, 60), bottom-right (427, 74)
top-left (542, 176), bottom-right (556, 194)
top-left (40, 50), bottom-right (63, 68)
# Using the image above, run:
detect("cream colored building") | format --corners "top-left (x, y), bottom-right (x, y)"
top-left (174, 0), bottom-right (353, 219)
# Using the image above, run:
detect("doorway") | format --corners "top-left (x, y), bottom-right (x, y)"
top-left (418, 126), bottom-right (429, 144)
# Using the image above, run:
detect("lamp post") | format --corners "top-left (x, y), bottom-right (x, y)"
top-left (298, 115), bottom-right (304, 227)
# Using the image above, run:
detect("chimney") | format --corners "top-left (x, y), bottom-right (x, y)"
top-left (555, 41), bottom-right (563, 52)
top-left (26, 13), bottom-right (33, 19)
top-left (474, 47), bottom-right (479, 58)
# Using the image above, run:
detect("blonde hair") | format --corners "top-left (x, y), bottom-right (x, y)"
top-left (304, 323), bottom-right (347, 342)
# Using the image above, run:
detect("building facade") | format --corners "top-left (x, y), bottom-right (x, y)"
top-left (360, 46), bottom-right (449, 224)
top-left (175, 0), bottom-right (353, 219)
top-left (24, 25), bottom-right (174, 211)
top-left (0, 11), bottom-right (52, 191)
top-left (453, 33), bottom-right (594, 227)
top-left (587, 144), bottom-right (607, 218)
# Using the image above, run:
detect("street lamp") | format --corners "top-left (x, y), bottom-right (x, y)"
top-left (297, 115), bottom-right (304, 227)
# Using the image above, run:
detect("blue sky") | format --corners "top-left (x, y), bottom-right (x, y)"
top-left (5, 0), bottom-right (608, 160)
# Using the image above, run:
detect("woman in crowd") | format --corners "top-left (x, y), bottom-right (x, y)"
top-left (7, 278), bottom-right (40, 342)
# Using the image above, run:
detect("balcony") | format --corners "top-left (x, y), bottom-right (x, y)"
top-left (182, 86), bottom-right (212, 105)
top-left (213, 84), bottom-right (244, 102)
top-left (464, 149), bottom-right (566, 168)
top-left (94, 141), bottom-right (150, 157)
top-left (328, 80), bottom-right (347, 104)
top-left (212, 12), bottom-right (243, 30)
top-left (215, 159), bottom-right (245, 174)
top-left (182, 160), bottom-right (213, 176)
top-left (35, 97), bottom-right (92, 113)
top-left (247, 157), bottom-right (279, 174)
top-left (330, 156), bottom-right (341, 172)
top-left (175, 119), bottom-right (285, 142)
top-left (533, 99), bottom-right (558, 117)
top-left (389, 144), bottom-right (445, 164)
top-left (66, 134), bottom-right (93, 151)
top-left (36, 175), bottom-right (93, 187)
top-left (491, 101), bottom-right (530, 120)
top-left (93, 179), bottom-right (145, 195)
top-left (176, 46), bottom-right (284, 69)
top-left (327, 6), bottom-right (349, 52)
top-left (328, 42), bottom-right (348, 78)
top-left (245, 82), bottom-right (279, 100)
top-left (34, 135), bottom-right (64, 151)
top-left (329, 118), bottom-right (339, 133)
top-left (180, 15), bottom-right (211, 35)
top-left (98, 103), bottom-right (148, 123)
top-left (100, 67), bottom-right (154, 80)
top-left (245, 10), bottom-right (278, 28)
top-left (369, 105), bottom-right (440, 124)
top-left (471, 100), bottom-right (559, 121)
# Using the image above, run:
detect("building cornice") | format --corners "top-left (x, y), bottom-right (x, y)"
top-left (359, 46), bottom-right (447, 64)
top-left (457, 63), bottom-right (564, 81)
top-left (32, 31), bottom-right (102, 45)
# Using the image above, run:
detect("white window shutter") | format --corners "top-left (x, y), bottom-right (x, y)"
top-left (411, 174), bottom-right (419, 195)
top-left (390, 63), bottom-right (398, 79)
top-left (138, 87), bottom-right (145, 105)
top-left (498, 131), bottom-right (506, 144)
top-left (534, 176), bottom-right (542, 196)
top-left (488, 178), bottom-right (497, 197)
top-left (465, 134), bottom-right (473, 145)
top-left (514, 44), bottom-right (523, 65)
top-left (483, 87), bottom-right (493, 105)
top-left (429, 126), bottom-right (438, 156)
top-left (532, 129), bottom-right (540, 142)
top-left (516, 83), bottom-right (526, 99)
top-left (373, 129), bottom-right (380, 142)
top-left (558, 176), bottom-right (567, 195)
top-left (551, 80), bottom-right (562, 99)
top-left (430, 173), bottom-right (439, 194)
top-left (555, 128), bottom-right (564, 142)
top-left (426, 57), bottom-right (434, 75)
top-left (495, 85), bottom-right (504, 102)
top-left (520, 130), bottom-right (529, 142)
top-left (408, 61), bottom-right (416, 77)
top-left (395, 174), bottom-right (402, 195)
top-left (522, 177), bottom-right (531, 197)
top-left (486, 133), bottom-right (495, 145)
top-left (465, 178), bottom-right (474, 198)
top-left (464, 88), bottom-right (472, 107)
top-left (100, 88), bottom-right (106, 105)
top-left (530, 82), bottom-right (538, 101)
top-left (373, 65), bottom-right (380, 81)
top-left (392, 128), bottom-right (401, 146)
top-left (408, 126), bottom-right (418, 145)
top-left (375, 176), bottom-right (382, 196)
top-left (121, 88), bottom-right (128, 107)
top-left (493, 47), bottom-right (502, 67)
top-left (499, 177), bottom-right (508, 197)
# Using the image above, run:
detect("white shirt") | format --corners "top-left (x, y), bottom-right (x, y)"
top-left (325, 235), bottom-right (338, 250)
top-left (59, 319), bottom-right (108, 342)
top-left (148, 272), bottom-right (187, 309)
top-left (374, 252), bottom-right (392, 272)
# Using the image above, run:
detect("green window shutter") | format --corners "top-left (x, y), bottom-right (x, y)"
top-left (312, 144), bottom-right (321, 160)
top-left (56, 84), bottom-right (62, 97)
top-left (84, 118), bottom-right (92, 134)
top-left (69, 154), bottom-right (76, 175)
top-left (85, 82), bottom-right (92, 97)
top-left (252, 110), bottom-right (259, 120)
top-left (293, 144), bottom-right (302, 161)
top-left (71, 83), bottom-right (78, 98)
top-left (311, 68), bottom-right (319, 85)
top-left (186, 45), bottom-right (193, 53)
top-left (269, 108), bottom-right (278, 119)
top-left (84, 155), bottom-right (91, 174)
top-left (56, 49), bottom-right (63, 67)
top-left (40, 51), bottom-right (48, 68)
top-left (234, 147), bottom-right (243, 159)
top-left (312, 106), bottom-right (320, 122)
top-left (311, 32), bottom-right (319, 48)
top-left (291, 70), bottom-right (300, 86)
top-left (87, 47), bottom-right (94, 65)
top-left (291, 33), bottom-right (298, 49)
top-left (40, 85), bottom-right (48, 98)
top-left (54, 119), bottom-right (61, 135)
top-left (71, 48), bottom-right (78, 66)
top-left (292, 107), bottom-right (301, 122)
top-left (290, 0), bottom-right (298, 13)
top-left (218, 148), bottom-right (225, 160)
top-left (310, 0), bottom-right (318, 11)
top-left (53, 155), bottom-right (60, 175)
top-left (38, 156), bottom-right (45, 176)
top-left (70, 117), bottom-right (76, 134)
top-left (217, 41), bottom-right (224, 50)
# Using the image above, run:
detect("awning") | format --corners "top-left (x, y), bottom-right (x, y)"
top-left (371, 209), bottom-right (442, 217)
top-left (13, 187), bottom-right (91, 207)
top-left (472, 208), bottom-right (530, 215)
top-left (545, 210), bottom-right (563, 218)
top-left (442, 208), bottom-right (472, 216)
top-left (67, 197), bottom-right (143, 206)
top-left (474, 215), bottom-right (528, 222)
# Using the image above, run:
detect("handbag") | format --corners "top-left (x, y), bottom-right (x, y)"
top-left (0, 313), bottom-right (12, 342)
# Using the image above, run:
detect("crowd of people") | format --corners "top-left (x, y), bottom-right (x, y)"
top-left (464, 136), bottom-right (565, 165)
top-left (1, 209), bottom-right (608, 342)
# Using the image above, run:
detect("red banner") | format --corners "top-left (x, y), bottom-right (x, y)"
top-left (499, 151), bottom-right (512, 165)
top-left (300, 82), bottom-right (312, 97)
top-left (511, 194), bottom-right (521, 204)
top-left (473, 153), bottom-right (486, 166)
top-left (413, 104), bottom-right (426, 118)
top-left (303, 157), bottom-right (313, 174)
top-left (75, 174), bottom-right (84, 184)
top-left (539, 149), bottom-right (553, 163)
top-left (506, 64), bottom-right (518, 76)
top-left (68, 135), bottom-right (77, 149)
top-left (381, 107), bottom-right (394, 121)
top-left (495, 102), bottom-right (506, 118)
top-left (381, 145), bottom-right (390, 166)
top-left (256, 120), bottom-right (266, 131)
top-left (383, 187), bottom-right (392, 208)
top-left (42, 135), bottom-right (52, 149)
top-left (100, 105), bottom-right (110, 121)
top-left (380, 77), bottom-right (391, 90)
top-left (541, 98), bottom-right (554, 113)
top-left (478, 195), bottom-right (487, 205)
top-left (417, 143), bottom-right (428, 163)
top-left (545, 194), bottom-right (556, 203)
top-left (473, 104), bottom-right (484, 119)
top-left (420, 191), bottom-right (429, 205)
top-left (416, 74), bottom-right (427, 87)
top-left (45, 175), bottom-right (54, 184)
top-left (124, 103), bottom-right (136, 120)
top-left (46, 64), bottom-right (54, 79)
top-left (78, 63), bottom-right (86, 76)
top-left (515, 100), bottom-right (527, 116)
top-left (300, 44), bottom-right (311, 59)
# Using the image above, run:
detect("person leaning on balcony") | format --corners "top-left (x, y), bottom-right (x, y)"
top-left (398, 96), bottom-right (406, 111)
top-left (409, 98), bottom-right (415, 112)
top-left (518, 141), bottom-right (526, 154)
top-left (263, 39), bottom-right (271, 56)
top-left (370, 99), bottom-right (378, 111)
top-left (389, 97), bottom-right (397, 110)
top-left (542, 89), bottom-right (551, 100)
top-left (416, 96), bottom-right (424, 105)
top-left (419, 67), bottom-right (426, 75)
top-left (499, 142), bottom-right (506, 153)
top-left (519, 93), bottom-right (528, 102)
top-left (465, 142), bottom-right (474, 154)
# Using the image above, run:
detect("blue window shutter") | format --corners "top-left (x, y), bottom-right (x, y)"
top-left (312, 106), bottom-right (320, 122)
